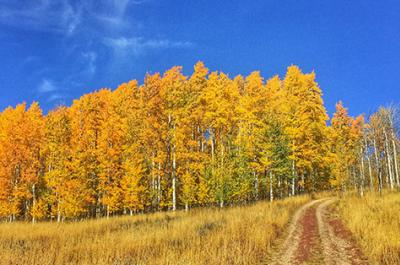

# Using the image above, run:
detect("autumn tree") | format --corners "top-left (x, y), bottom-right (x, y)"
top-left (283, 66), bottom-right (330, 193)
top-left (0, 62), bottom-right (398, 221)
top-left (69, 91), bottom-right (109, 217)
top-left (43, 106), bottom-right (73, 221)
top-left (0, 103), bottom-right (44, 222)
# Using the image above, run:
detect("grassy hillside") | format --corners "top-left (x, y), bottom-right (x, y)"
top-left (0, 196), bottom-right (309, 265)
top-left (338, 192), bottom-right (400, 265)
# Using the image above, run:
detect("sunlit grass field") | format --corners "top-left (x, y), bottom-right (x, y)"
top-left (0, 196), bottom-right (309, 265)
top-left (338, 191), bottom-right (400, 265)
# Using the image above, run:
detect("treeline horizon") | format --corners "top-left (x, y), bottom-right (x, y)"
top-left (0, 62), bottom-right (399, 222)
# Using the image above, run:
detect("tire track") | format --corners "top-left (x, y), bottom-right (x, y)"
top-left (269, 198), bottom-right (368, 265)
top-left (316, 198), bottom-right (369, 265)
top-left (268, 199), bottom-right (326, 265)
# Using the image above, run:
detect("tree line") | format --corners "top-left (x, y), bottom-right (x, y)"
top-left (0, 62), bottom-right (398, 222)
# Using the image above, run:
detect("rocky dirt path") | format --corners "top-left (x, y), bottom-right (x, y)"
top-left (268, 198), bottom-right (369, 265)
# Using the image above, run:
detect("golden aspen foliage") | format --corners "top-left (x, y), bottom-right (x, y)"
top-left (0, 62), bottom-right (395, 220)
top-left (43, 106), bottom-right (72, 220)
top-left (330, 101), bottom-right (354, 189)
top-left (69, 90), bottom-right (109, 217)
top-left (0, 103), bottom-right (44, 221)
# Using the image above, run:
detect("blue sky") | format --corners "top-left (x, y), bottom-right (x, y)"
top-left (0, 0), bottom-right (399, 116)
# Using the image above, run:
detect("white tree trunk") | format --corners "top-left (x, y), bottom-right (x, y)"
top-left (151, 154), bottom-right (156, 202)
top-left (373, 139), bottom-right (383, 193)
top-left (365, 138), bottom-right (374, 191)
top-left (269, 171), bottom-right (273, 202)
top-left (57, 199), bottom-right (61, 223)
top-left (157, 162), bottom-right (161, 209)
top-left (389, 114), bottom-right (399, 187)
top-left (392, 139), bottom-right (399, 187)
top-left (278, 176), bottom-right (282, 199)
top-left (360, 148), bottom-right (365, 197)
top-left (172, 151), bottom-right (176, 211)
top-left (367, 155), bottom-right (373, 191)
top-left (291, 160), bottom-right (296, 196)
top-left (291, 178), bottom-right (295, 196)
top-left (384, 129), bottom-right (394, 189)
top-left (32, 184), bottom-right (36, 224)
top-left (210, 131), bottom-right (215, 162)
top-left (169, 113), bottom-right (177, 212)
top-left (254, 171), bottom-right (258, 200)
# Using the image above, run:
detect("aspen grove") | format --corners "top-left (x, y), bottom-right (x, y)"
top-left (0, 62), bottom-right (399, 222)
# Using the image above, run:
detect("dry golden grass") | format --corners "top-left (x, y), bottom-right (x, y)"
top-left (310, 190), bottom-right (337, 200)
top-left (338, 191), bottom-right (400, 265)
top-left (0, 196), bottom-right (309, 265)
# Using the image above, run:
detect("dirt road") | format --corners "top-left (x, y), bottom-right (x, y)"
top-left (268, 198), bottom-right (368, 265)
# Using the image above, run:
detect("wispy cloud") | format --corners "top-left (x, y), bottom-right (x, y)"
top-left (0, 0), bottom-right (143, 36)
top-left (63, 3), bottom-right (82, 35)
top-left (0, 0), bottom-right (82, 35)
top-left (1, 0), bottom-right (195, 109)
top-left (90, 0), bottom-right (145, 32)
top-left (47, 93), bottom-right (65, 103)
top-left (37, 79), bottom-right (58, 93)
top-left (109, 0), bottom-right (130, 17)
top-left (37, 78), bottom-right (67, 104)
top-left (81, 51), bottom-right (97, 76)
top-left (104, 37), bottom-right (193, 55)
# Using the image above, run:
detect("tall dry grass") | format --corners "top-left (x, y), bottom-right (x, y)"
top-left (0, 196), bottom-right (309, 265)
top-left (338, 191), bottom-right (400, 265)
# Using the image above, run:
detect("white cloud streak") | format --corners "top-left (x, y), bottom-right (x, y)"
top-left (37, 78), bottom-right (67, 104)
top-left (0, 0), bottom-right (141, 35)
top-left (82, 51), bottom-right (97, 75)
top-left (0, 0), bottom-right (82, 35)
top-left (2, 0), bottom-right (194, 97)
top-left (47, 93), bottom-right (65, 103)
top-left (104, 37), bottom-right (193, 55)
top-left (37, 78), bottom-right (57, 93)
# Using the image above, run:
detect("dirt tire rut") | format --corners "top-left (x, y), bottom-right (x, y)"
top-left (269, 198), bottom-right (368, 265)
top-left (268, 199), bottom-right (325, 265)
